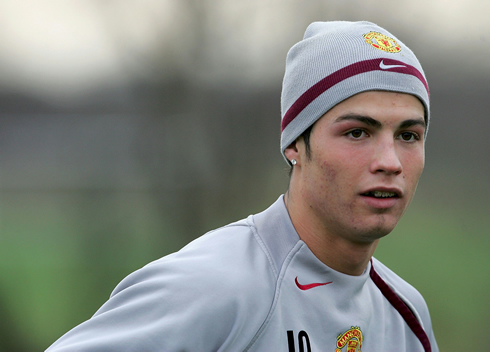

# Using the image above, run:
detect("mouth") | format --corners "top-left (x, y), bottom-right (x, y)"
top-left (360, 189), bottom-right (402, 209)
top-left (361, 190), bottom-right (399, 199)
top-left (359, 187), bottom-right (403, 209)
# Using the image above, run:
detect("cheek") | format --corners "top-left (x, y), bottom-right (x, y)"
top-left (320, 161), bottom-right (338, 183)
top-left (404, 152), bottom-right (425, 178)
top-left (318, 148), bottom-right (369, 188)
top-left (318, 159), bottom-right (355, 198)
top-left (401, 153), bottom-right (425, 195)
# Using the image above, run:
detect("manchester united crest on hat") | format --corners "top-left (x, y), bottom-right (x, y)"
top-left (363, 31), bottom-right (401, 53)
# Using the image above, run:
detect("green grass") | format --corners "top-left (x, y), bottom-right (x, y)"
top-left (0, 189), bottom-right (487, 351)
top-left (375, 197), bottom-right (489, 352)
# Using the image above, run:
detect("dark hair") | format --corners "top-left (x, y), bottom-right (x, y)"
top-left (288, 124), bottom-right (314, 177)
top-left (302, 124), bottom-right (313, 160)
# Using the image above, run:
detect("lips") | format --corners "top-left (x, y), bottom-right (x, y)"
top-left (360, 187), bottom-right (403, 209)
top-left (361, 187), bottom-right (402, 198)
top-left (362, 190), bottom-right (398, 198)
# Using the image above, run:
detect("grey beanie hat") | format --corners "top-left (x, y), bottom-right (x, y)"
top-left (280, 21), bottom-right (429, 163)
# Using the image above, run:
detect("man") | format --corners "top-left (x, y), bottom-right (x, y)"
top-left (46, 21), bottom-right (438, 351)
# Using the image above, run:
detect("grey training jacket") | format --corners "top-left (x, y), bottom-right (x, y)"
top-left (46, 195), bottom-right (438, 351)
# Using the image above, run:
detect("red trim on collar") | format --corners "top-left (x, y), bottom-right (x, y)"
top-left (370, 259), bottom-right (432, 352)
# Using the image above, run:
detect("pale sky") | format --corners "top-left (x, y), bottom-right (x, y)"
top-left (0, 0), bottom-right (487, 101)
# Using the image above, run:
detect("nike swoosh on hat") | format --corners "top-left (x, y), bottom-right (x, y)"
top-left (379, 60), bottom-right (406, 70)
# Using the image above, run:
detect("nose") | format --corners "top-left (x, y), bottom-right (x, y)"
top-left (369, 138), bottom-right (402, 175)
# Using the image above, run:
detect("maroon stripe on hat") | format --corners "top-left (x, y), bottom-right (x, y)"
top-left (281, 58), bottom-right (429, 132)
top-left (370, 260), bottom-right (432, 352)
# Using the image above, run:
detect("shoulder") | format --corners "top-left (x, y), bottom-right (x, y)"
top-left (113, 218), bottom-right (276, 301)
top-left (46, 198), bottom-right (297, 351)
top-left (371, 258), bottom-right (423, 300)
top-left (371, 257), bottom-right (434, 331)
top-left (46, 218), bottom-right (279, 352)
top-left (89, 218), bottom-right (277, 350)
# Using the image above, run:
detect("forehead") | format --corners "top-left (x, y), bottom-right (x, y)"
top-left (320, 91), bottom-right (425, 125)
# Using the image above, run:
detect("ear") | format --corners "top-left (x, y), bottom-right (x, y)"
top-left (284, 139), bottom-right (300, 164)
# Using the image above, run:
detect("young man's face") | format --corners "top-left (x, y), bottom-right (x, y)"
top-left (287, 91), bottom-right (426, 244)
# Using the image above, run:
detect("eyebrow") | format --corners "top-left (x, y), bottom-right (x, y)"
top-left (334, 114), bottom-right (381, 128)
top-left (334, 114), bottom-right (426, 130)
top-left (399, 118), bottom-right (426, 129)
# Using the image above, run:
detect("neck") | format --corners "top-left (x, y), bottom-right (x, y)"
top-left (284, 191), bottom-right (378, 276)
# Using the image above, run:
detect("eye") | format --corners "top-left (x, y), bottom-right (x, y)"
top-left (398, 131), bottom-right (420, 142)
top-left (347, 129), bottom-right (366, 139)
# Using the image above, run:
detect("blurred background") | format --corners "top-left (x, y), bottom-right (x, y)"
top-left (0, 0), bottom-right (488, 351)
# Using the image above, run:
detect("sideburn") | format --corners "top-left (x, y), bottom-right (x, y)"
top-left (302, 124), bottom-right (314, 160)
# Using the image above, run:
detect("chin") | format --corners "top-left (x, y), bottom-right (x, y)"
top-left (353, 216), bottom-right (399, 243)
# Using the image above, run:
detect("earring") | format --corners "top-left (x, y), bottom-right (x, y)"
top-left (291, 159), bottom-right (297, 166)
